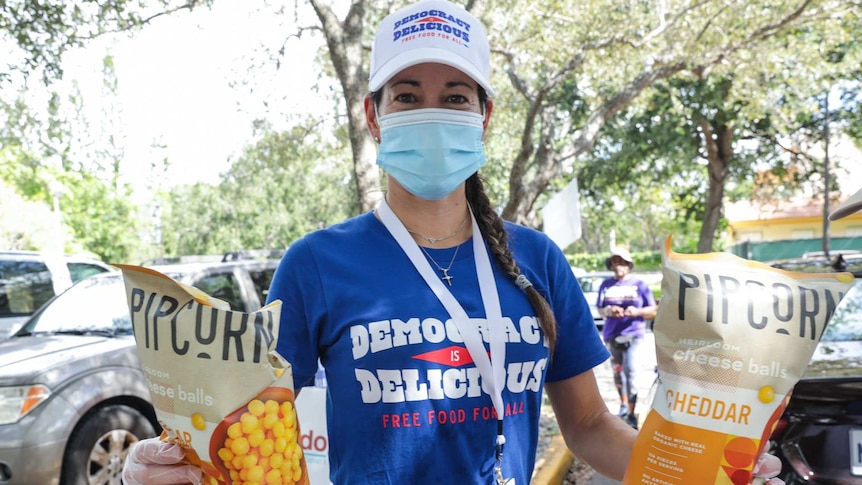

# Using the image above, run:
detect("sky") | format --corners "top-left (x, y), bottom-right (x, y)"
top-left (61, 2), bottom-right (331, 188)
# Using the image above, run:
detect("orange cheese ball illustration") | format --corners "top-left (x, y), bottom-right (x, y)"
top-left (192, 412), bottom-right (207, 431)
top-left (757, 385), bottom-right (775, 404)
top-left (214, 398), bottom-right (304, 484)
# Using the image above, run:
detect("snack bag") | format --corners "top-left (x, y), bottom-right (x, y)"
top-left (116, 264), bottom-right (310, 485)
top-left (623, 237), bottom-right (854, 485)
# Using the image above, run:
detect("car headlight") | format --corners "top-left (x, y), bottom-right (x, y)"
top-left (0, 385), bottom-right (52, 425)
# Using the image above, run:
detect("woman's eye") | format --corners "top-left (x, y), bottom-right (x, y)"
top-left (394, 93), bottom-right (417, 103)
top-left (447, 94), bottom-right (468, 104)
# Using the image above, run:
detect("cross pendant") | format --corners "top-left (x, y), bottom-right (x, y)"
top-left (441, 269), bottom-right (454, 286)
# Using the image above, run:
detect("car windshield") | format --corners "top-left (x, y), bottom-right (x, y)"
top-left (21, 274), bottom-right (132, 336)
top-left (579, 276), bottom-right (603, 294)
top-left (0, 259), bottom-right (55, 317)
top-left (821, 279), bottom-right (862, 343)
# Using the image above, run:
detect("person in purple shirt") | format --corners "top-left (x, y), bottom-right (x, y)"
top-left (597, 246), bottom-right (657, 429)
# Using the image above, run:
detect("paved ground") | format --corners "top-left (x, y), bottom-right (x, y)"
top-left (592, 330), bottom-right (658, 421)
top-left (588, 474), bottom-right (624, 485)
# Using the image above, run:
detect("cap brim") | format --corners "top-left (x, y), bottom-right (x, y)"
top-left (829, 187), bottom-right (862, 220)
top-left (368, 47), bottom-right (495, 96)
top-left (612, 248), bottom-right (633, 261)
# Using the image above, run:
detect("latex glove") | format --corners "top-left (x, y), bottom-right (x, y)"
top-left (122, 438), bottom-right (203, 485)
top-left (751, 451), bottom-right (784, 485)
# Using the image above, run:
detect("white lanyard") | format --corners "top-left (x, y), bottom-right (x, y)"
top-left (377, 199), bottom-right (512, 484)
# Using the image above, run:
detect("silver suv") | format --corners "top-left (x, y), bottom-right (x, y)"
top-left (0, 251), bottom-right (114, 339)
top-left (0, 253), bottom-right (281, 485)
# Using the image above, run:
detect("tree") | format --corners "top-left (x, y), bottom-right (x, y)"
top-left (307, 0), bottom-right (380, 213)
top-left (0, 179), bottom-right (60, 250)
top-left (1, 0), bottom-right (211, 85)
top-left (60, 170), bottom-right (143, 263)
top-left (6, 0), bottom-right (860, 257)
top-left (579, 77), bottom-right (783, 253)
top-left (158, 117), bottom-right (357, 255)
top-left (297, 0), bottom-right (857, 241)
top-left (0, 139), bottom-right (141, 261)
top-left (492, 0), bottom-right (860, 227)
top-left (0, 0), bottom-right (225, 260)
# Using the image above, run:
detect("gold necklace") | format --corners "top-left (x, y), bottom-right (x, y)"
top-left (406, 215), bottom-right (468, 244)
top-left (418, 243), bottom-right (461, 286)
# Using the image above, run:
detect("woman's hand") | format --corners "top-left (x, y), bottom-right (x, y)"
top-left (122, 438), bottom-right (203, 485)
top-left (752, 451), bottom-right (784, 485)
top-left (604, 305), bottom-right (624, 318)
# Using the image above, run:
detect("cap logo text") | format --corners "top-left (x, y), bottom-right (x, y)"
top-left (392, 9), bottom-right (472, 44)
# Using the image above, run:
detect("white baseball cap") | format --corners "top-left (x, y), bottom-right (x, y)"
top-left (368, 0), bottom-right (495, 96)
top-left (829, 186), bottom-right (862, 221)
top-left (606, 247), bottom-right (635, 269)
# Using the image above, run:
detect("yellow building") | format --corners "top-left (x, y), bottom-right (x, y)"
top-left (725, 195), bottom-right (862, 261)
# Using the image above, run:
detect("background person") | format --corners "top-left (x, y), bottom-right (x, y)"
top-left (122, 1), bottom-right (783, 483)
top-left (597, 246), bottom-right (657, 428)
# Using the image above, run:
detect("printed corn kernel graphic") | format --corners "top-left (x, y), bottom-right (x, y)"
top-left (206, 388), bottom-right (309, 485)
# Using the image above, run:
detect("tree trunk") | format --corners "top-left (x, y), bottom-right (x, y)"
top-left (696, 116), bottom-right (733, 253)
top-left (311, 0), bottom-right (380, 213)
top-left (501, 63), bottom-right (686, 224)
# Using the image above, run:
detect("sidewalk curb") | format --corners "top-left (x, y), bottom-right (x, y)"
top-left (532, 434), bottom-right (573, 485)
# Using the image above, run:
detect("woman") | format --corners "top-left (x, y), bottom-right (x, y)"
top-left (597, 246), bottom-right (657, 428)
top-left (123, 0), bottom-right (783, 483)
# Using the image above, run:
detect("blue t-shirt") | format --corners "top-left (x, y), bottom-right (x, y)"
top-left (596, 276), bottom-right (656, 342)
top-left (267, 211), bottom-right (608, 484)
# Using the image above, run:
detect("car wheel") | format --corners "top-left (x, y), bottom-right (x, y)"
top-left (61, 404), bottom-right (158, 485)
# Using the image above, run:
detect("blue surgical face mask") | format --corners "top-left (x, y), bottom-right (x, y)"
top-left (376, 108), bottom-right (487, 200)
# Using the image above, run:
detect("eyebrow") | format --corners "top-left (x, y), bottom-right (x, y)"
top-left (390, 79), bottom-right (476, 91)
top-left (390, 79), bottom-right (420, 88)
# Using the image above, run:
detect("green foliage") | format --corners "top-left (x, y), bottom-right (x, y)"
top-left (572, 57), bottom-right (861, 254)
top-left (479, 0), bottom-right (861, 250)
top-left (0, 144), bottom-right (41, 196)
top-left (567, 249), bottom-right (662, 273)
top-left (0, 144), bottom-right (142, 262)
top-left (158, 118), bottom-right (357, 256)
top-left (0, 0), bottom-right (211, 84)
top-left (58, 171), bottom-right (142, 263)
top-left (569, 80), bottom-right (712, 254)
top-left (0, 66), bottom-right (146, 262)
top-left (0, 179), bottom-right (59, 250)
top-left (3, 0), bottom-right (861, 263)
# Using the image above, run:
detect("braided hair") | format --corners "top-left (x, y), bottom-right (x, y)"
top-left (465, 175), bottom-right (558, 352)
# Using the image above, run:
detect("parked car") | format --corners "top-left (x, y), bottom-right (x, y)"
top-left (0, 251), bottom-right (114, 339)
top-left (574, 270), bottom-right (613, 326)
top-left (0, 253), bottom-right (282, 485)
top-left (767, 253), bottom-right (862, 484)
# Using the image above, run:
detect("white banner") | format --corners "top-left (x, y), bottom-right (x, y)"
top-left (541, 178), bottom-right (582, 249)
top-left (295, 386), bottom-right (331, 484)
